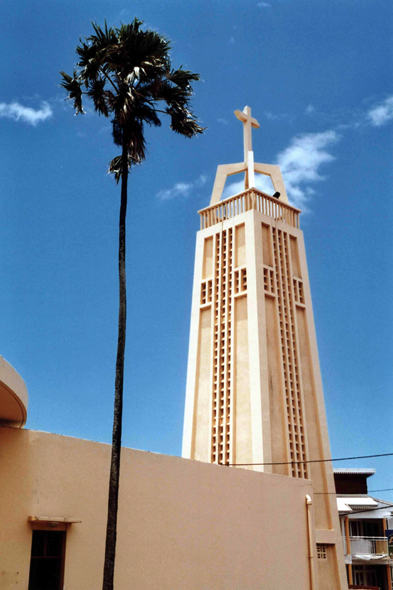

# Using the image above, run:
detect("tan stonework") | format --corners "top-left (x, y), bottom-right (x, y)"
top-left (182, 107), bottom-right (348, 590)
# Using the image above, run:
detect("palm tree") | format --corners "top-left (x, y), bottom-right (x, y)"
top-left (60, 19), bottom-right (203, 590)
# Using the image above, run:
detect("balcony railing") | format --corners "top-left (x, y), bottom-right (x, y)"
top-left (198, 188), bottom-right (301, 230)
top-left (346, 536), bottom-right (388, 556)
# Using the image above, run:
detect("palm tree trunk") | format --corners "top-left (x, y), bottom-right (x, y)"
top-left (103, 141), bottom-right (128, 590)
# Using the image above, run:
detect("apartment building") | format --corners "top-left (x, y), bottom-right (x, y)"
top-left (335, 468), bottom-right (393, 589)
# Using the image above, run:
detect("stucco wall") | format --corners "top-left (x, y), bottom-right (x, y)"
top-left (0, 427), bottom-right (314, 589)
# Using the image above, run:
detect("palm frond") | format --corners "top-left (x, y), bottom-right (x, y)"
top-left (166, 107), bottom-right (205, 138)
top-left (111, 117), bottom-right (146, 167)
top-left (60, 71), bottom-right (85, 114)
top-left (108, 154), bottom-right (130, 183)
top-left (88, 21), bottom-right (118, 52)
top-left (122, 118), bottom-right (147, 164)
top-left (135, 103), bottom-right (161, 128)
top-left (158, 82), bottom-right (194, 107)
top-left (62, 17), bottom-right (204, 176)
top-left (87, 78), bottom-right (111, 116)
top-left (166, 67), bottom-right (200, 89)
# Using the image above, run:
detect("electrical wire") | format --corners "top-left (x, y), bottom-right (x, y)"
top-left (314, 488), bottom-right (393, 495)
top-left (225, 452), bottom-right (393, 511)
top-left (226, 451), bottom-right (393, 467)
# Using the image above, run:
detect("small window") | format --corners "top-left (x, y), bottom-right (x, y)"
top-left (317, 544), bottom-right (327, 560)
top-left (28, 530), bottom-right (66, 590)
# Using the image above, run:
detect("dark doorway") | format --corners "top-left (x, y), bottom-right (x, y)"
top-left (28, 530), bottom-right (66, 590)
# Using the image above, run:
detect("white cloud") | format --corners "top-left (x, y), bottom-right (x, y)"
top-left (217, 118), bottom-right (228, 125)
top-left (367, 96), bottom-right (393, 127)
top-left (264, 111), bottom-right (293, 123)
top-left (200, 94), bottom-right (392, 212)
top-left (264, 111), bottom-right (279, 121)
top-left (277, 130), bottom-right (339, 209)
top-left (257, 2), bottom-right (271, 6)
top-left (222, 130), bottom-right (339, 210)
top-left (156, 174), bottom-right (208, 201)
top-left (0, 101), bottom-right (52, 126)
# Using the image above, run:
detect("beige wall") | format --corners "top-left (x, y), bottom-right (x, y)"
top-left (1, 427), bottom-right (315, 590)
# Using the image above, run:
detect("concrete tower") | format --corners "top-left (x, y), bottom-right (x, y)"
top-left (182, 107), bottom-right (348, 589)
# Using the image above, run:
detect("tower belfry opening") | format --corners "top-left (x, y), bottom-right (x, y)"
top-left (209, 105), bottom-right (289, 207)
top-left (182, 106), bottom-right (348, 590)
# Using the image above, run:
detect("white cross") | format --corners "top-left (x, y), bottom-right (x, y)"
top-left (234, 105), bottom-right (260, 189)
top-left (234, 106), bottom-right (260, 164)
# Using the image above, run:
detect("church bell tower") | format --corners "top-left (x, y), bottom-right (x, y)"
top-left (182, 107), bottom-right (348, 590)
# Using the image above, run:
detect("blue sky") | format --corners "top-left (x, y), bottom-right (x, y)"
top-left (1, 0), bottom-right (392, 498)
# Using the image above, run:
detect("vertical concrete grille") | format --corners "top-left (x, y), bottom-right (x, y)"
top-left (272, 227), bottom-right (307, 478)
top-left (293, 277), bottom-right (304, 305)
top-left (234, 269), bottom-right (247, 295)
top-left (201, 282), bottom-right (206, 304)
top-left (263, 266), bottom-right (275, 295)
top-left (200, 279), bottom-right (213, 305)
top-left (211, 228), bottom-right (233, 464)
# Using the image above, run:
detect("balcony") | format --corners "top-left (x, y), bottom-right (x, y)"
top-left (198, 188), bottom-right (301, 230)
top-left (346, 536), bottom-right (389, 559)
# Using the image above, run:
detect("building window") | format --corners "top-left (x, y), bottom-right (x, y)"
top-left (353, 565), bottom-right (377, 587)
top-left (350, 519), bottom-right (382, 537)
top-left (317, 544), bottom-right (327, 559)
top-left (28, 530), bottom-right (66, 590)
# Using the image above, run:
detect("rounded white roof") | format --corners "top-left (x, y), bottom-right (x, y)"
top-left (0, 356), bottom-right (28, 428)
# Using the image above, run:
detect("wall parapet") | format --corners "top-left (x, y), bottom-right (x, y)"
top-left (198, 188), bottom-right (301, 230)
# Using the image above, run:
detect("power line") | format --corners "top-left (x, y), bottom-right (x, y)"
top-left (227, 451), bottom-right (393, 467)
top-left (315, 488), bottom-right (393, 495)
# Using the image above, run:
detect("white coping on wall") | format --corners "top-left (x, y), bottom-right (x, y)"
top-left (0, 356), bottom-right (28, 428)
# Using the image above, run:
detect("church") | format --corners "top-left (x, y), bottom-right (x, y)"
top-left (0, 107), bottom-right (348, 589)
